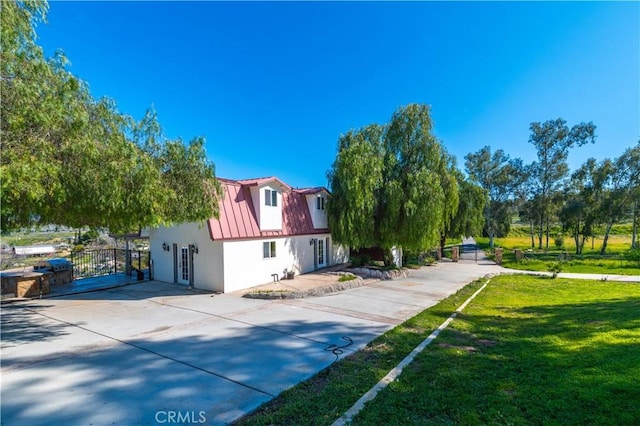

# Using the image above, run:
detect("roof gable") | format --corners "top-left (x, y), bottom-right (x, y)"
top-left (208, 177), bottom-right (328, 241)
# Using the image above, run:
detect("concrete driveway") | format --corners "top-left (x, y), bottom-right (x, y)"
top-left (1, 260), bottom-right (501, 425)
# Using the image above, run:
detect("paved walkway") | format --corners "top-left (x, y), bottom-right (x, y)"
top-left (1, 241), bottom-right (638, 425)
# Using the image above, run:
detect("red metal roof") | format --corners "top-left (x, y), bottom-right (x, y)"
top-left (293, 187), bottom-right (329, 195)
top-left (207, 178), bottom-right (329, 241)
top-left (236, 176), bottom-right (291, 191)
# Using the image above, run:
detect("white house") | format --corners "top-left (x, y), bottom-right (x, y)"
top-left (149, 177), bottom-right (349, 293)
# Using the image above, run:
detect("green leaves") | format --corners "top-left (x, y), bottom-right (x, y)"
top-left (327, 104), bottom-right (453, 252)
top-left (1, 0), bottom-right (220, 233)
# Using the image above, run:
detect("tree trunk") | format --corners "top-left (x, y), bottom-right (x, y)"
top-left (537, 220), bottom-right (543, 249)
top-left (545, 217), bottom-right (550, 250)
top-left (573, 232), bottom-right (580, 255)
top-left (529, 220), bottom-right (535, 248)
top-left (440, 233), bottom-right (447, 259)
top-left (489, 233), bottom-right (495, 249)
top-left (600, 222), bottom-right (613, 255)
top-left (632, 201), bottom-right (638, 250)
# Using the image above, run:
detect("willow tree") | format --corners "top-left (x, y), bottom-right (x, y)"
top-left (437, 152), bottom-right (460, 254)
top-left (326, 125), bottom-right (384, 249)
top-left (327, 104), bottom-right (447, 262)
top-left (1, 0), bottom-right (220, 233)
top-left (445, 171), bottom-right (487, 246)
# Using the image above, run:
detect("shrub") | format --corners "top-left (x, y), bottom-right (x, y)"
top-left (349, 254), bottom-right (372, 267)
top-left (338, 275), bottom-right (357, 282)
top-left (624, 248), bottom-right (640, 267)
top-left (554, 236), bottom-right (565, 248)
top-left (547, 261), bottom-right (563, 278)
top-left (422, 256), bottom-right (435, 266)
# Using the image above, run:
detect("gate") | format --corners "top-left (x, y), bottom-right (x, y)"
top-left (70, 248), bottom-right (150, 279)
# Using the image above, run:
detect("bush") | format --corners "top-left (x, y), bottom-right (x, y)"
top-left (547, 261), bottom-right (563, 278)
top-left (623, 248), bottom-right (640, 267)
top-left (554, 236), bottom-right (565, 248)
top-left (350, 254), bottom-right (372, 267)
top-left (338, 275), bottom-right (357, 282)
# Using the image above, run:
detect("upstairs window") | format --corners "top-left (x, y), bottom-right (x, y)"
top-left (263, 241), bottom-right (276, 258)
top-left (265, 189), bottom-right (278, 207)
top-left (316, 196), bottom-right (326, 210)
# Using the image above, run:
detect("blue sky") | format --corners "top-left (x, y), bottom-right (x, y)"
top-left (38, 1), bottom-right (639, 188)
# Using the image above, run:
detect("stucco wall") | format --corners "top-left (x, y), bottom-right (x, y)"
top-left (249, 184), bottom-right (282, 231)
top-left (306, 194), bottom-right (328, 229)
top-left (149, 223), bottom-right (224, 292)
top-left (152, 226), bottom-right (349, 293)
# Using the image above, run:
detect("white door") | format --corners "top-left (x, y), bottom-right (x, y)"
top-left (317, 239), bottom-right (326, 268)
top-left (177, 245), bottom-right (190, 285)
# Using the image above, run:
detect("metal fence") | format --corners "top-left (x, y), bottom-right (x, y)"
top-left (70, 248), bottom-right (149, 279)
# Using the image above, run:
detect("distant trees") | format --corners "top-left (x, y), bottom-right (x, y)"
top-left (1, 0), bottom-right (221, 233)
top-left (464, 147), bottom-right (521, 248)
top-left (556, 143), bottom-right (640, 254)
top-left (445, 171), bottom-right (487, 247)
top-left (527, 119), bottom-right (596, 249)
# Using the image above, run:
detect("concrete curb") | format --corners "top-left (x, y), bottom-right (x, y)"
top-left (331, 275), bottom-right (494, 426)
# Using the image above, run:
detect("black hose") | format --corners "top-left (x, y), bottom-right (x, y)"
top-left (324, 336), bottom-right (354, 362)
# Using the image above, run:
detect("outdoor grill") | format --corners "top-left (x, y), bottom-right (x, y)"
top-left (35, 258), bottom-right (72, 272)
top-left (34, 258), bottom-right (73, 285)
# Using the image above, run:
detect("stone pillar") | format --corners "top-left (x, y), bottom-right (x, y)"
top-left (495, 248), bottom-right (503, 265)
top-left (514, 249), bottom-right (523, 262)
top-left (452, 246), bottom-right (459, 262)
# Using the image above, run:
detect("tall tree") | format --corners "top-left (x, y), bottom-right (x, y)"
top-left (326, 125), bottom-right (384, 249)
top-left (559, 159), bottom-right (599, 254)
top-left (1, 0), bottom-right (221, 233)
top-left (528, 118), bottom-right (596, 249)
top-left (445, 171), bottom-right (487, 245)
top-left (464, 146), bottom-right (520, 248)
top-left (514, 162), bottom-right (539, 248)
top-left (597, 144), bottom-right (640, 254)
top-left (438, 152), bottom-right (460, 255)
top-left (614, 142), bottom-right (640, 250)
top-left (327, 104), bottom-right (447, 262)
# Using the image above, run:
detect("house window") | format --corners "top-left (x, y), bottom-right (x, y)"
top-left (316, 196), bottom-right (326, 210)
top-left (265, 189), bottom-right (278, 207)
top-left (263, 241), bottom-right (276, 258)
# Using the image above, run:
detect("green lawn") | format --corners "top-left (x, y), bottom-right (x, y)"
top-left (236, 275), bottom-right (640, 425)
top-left (475, 235), bottom-right (640, 275)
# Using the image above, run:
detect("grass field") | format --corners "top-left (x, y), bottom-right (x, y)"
top-left (236, 275), bottom-right (640, 425)
top-left (476, 230), bottom-right (639, 275)
top-left (1, 231), bottom-right (75, 247)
